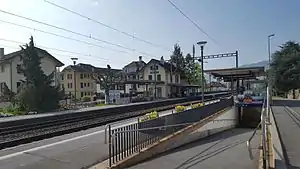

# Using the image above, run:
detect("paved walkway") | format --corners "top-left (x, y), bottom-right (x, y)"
top-left (128, 128), bottom-right (260, 169)
top-left (272, 103), bottom-right (300, 169)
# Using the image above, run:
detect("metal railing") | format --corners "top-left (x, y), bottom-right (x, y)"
top-left (246, 87), bottom-right (270, 169)
top-left (106, 97), bottom-right (234, 167)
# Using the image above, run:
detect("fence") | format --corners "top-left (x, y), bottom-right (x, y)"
top-left (106, 97), bottom-right (233, 167)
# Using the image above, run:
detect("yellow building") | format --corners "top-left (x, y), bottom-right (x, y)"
top-left (60, 63), bottom-right (123, 100)
top-left (60, 63), bottom-right (98, 100)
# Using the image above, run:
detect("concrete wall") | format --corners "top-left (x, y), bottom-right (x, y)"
top-left (269, 107), bottom-right (287, 169)
top-left (110, 106), bottom-right (237, 169)
top-left (154, 106), bottom-right (237, 151)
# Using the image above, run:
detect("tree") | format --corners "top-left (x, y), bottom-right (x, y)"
top-left (15, 36), bottom-right (63, 112)
top-left (91, 65), bottom-right (123, 104)
top-left (170, 44), bottom-right (186, 78)
top-left (1, 83), bottom-right (14, 101)
top-left (270, 41), bottom-right (300, 98)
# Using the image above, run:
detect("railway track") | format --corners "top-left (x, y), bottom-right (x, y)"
top-left (283, 106), bottom-right (300, 128)
top-left (0, 95), bottom-right (229, 149)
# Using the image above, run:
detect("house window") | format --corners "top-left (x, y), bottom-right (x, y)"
top-left (87, 74), bottom-right (90, 78)
top-left (156, 66), bottom-right (158, 70)
top-left (84, 74), bottom-right (87, 78)
top-left (68, 83), bottom-right (73, 88)
top-left (61, 84), bottom-right (64, 89)
top-left (81, 92), bottom-right (84, 97)
top-left (16, 82), bottom-right (21, 89)
top-left (87, 83), bottom-right (90, 87)
top-left (84, 83), bottom-right (87, 87)
top-left (148, 75), bottom-right (152, 80)
top-left (1, 65), bottom-right (4, 72)
top-left (67, 74), bottom-right (72, 79)
top-left (133, 75), bottom-right (136, 80)
top-left (61, 74), bottom-right (64, 80)
top-left (150, 66), bottom-right (153, 70)
top-left (0, 82), bottom-right (5, 92)
top-left (16, 64), bottom-right (22, 74)
top-left (157, 74), bottom-right (161, 81)
top-left (80, 83), bottom-right (83, 88)
top-left (80, 74), bottom-right (83, 79)
top-left (175, 75), bottom-right (179, 83)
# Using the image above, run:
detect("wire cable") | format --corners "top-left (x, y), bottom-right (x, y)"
top-left (167, 0), bottom-right (219, 45)
top-left (44, 0), bottom-right (172, 52)
top-left (0, 9), bottom-right (156, 57)
top-left (0, 38), bottom-right (109, 61)
top-left (0, 19), bottom-right (130, 54)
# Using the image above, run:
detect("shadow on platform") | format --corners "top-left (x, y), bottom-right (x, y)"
top-left (144, 128), bottom-right (254, 163)
top-left (272, 99), bottom-right (300, 107)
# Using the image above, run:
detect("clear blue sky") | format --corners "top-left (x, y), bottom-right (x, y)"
top-left (0, 0), bottom-right (299, 70)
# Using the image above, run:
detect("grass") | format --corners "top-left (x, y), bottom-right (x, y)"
top-left (96, 103), bottom-right (106, 107)
top-left (0, 105), bottom-right (25, 116)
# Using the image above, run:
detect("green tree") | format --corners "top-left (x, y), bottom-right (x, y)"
top-left (170, 44), bottom-right (186, 77)
top-left (91, 65), bottom-right (123, 104)
top-left (1, 83), bottom-right (15, 102)
top-left (15, 36), bottom-right (63, 112)
top-left (270, 41), bottom-right (300, 98)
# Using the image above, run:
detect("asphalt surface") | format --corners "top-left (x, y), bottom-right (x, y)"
top-left (272, 99), bottom-right (300, 169)
top-left (128, 128), bottom-right (260, 169)
top-left (0, 100), bottom-right (224, 169)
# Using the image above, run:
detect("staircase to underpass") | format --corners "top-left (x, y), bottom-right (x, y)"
top-left (90, 94), bottom-right (282, 169)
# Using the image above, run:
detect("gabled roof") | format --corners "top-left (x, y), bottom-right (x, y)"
top-left (139, 59), bottom-right (180, 73)
top-left (0, 47), bottom-right (64, 67)
top-left (61, 63), bottom-right (122, 73)
top-left (124, 61), bottom-right (146, 68)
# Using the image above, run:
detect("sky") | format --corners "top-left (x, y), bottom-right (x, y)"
top-left (0, 0), bottom-right (299, 70)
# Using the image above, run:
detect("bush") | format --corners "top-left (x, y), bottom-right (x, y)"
top-left (175, 105), bottom-right (186, 113)
top-left (81, 96), bottom-right (91, 102)
top-left (1, 104), bottom-right (24, 116)
top-left (191, 102), bottom-right (204, 109)
top-left (140, 111), bottom-right (158, 122)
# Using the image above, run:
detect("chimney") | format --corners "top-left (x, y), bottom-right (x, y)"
top-left (0, 48), bottom-right (4, 59)
top-left (139, 56), bottom-right (142, 62)
top-left (160, 56), bottom-right (164, 64)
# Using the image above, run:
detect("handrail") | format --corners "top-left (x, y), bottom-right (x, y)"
top-left (246, 94), bottom-right (266, 161)
top-left (104, 124), bottom-right (109, 144)
top-left (111, 119), bottom-right (236, 138)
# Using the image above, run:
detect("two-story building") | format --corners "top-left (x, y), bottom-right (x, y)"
top-left (60, 63), bottom-right (123, 100)
top-left (0, 47), bottom-right (64, 95)
top-left (138, 57), bottom-right (183, 98)
top-left (123, 56), bottom-right (146, 94)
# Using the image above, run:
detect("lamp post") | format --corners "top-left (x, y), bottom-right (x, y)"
top-left (267, 34), bottom-right (275, 123)
top-left (268, 34), bottom-right (275, 66)
top-left (197, 41), bottom-right (207, 103)
top-left (71, 57), bottom-right (78, 106)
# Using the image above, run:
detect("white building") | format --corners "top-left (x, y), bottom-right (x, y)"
top-left (0, 47), bottom-right (64, 94)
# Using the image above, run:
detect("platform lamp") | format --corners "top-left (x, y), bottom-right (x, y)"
top-left (267, 34), bottom-right (275, 124)
top-left (71, 57), bottom-right (78, 106)
top-left (197, 41), bottom-right (207, 103)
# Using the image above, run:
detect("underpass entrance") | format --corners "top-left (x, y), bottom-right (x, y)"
top-left (205, 66), bottom-right (266, 128)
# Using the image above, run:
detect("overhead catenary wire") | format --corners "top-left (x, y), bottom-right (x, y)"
top-left (44, 0), bottom-right (172, 52)
top-left (0, 38), bottom-right (109, 61)
top-left (0, 9), bottom-right (157, 58)
top-left (167, 0), bottom-right (219, 45)
top-left (0, 19), bottom-right (130, 55)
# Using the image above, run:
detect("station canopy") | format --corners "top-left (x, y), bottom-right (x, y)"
top-left (204, 66), bottom-right (266, 82)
